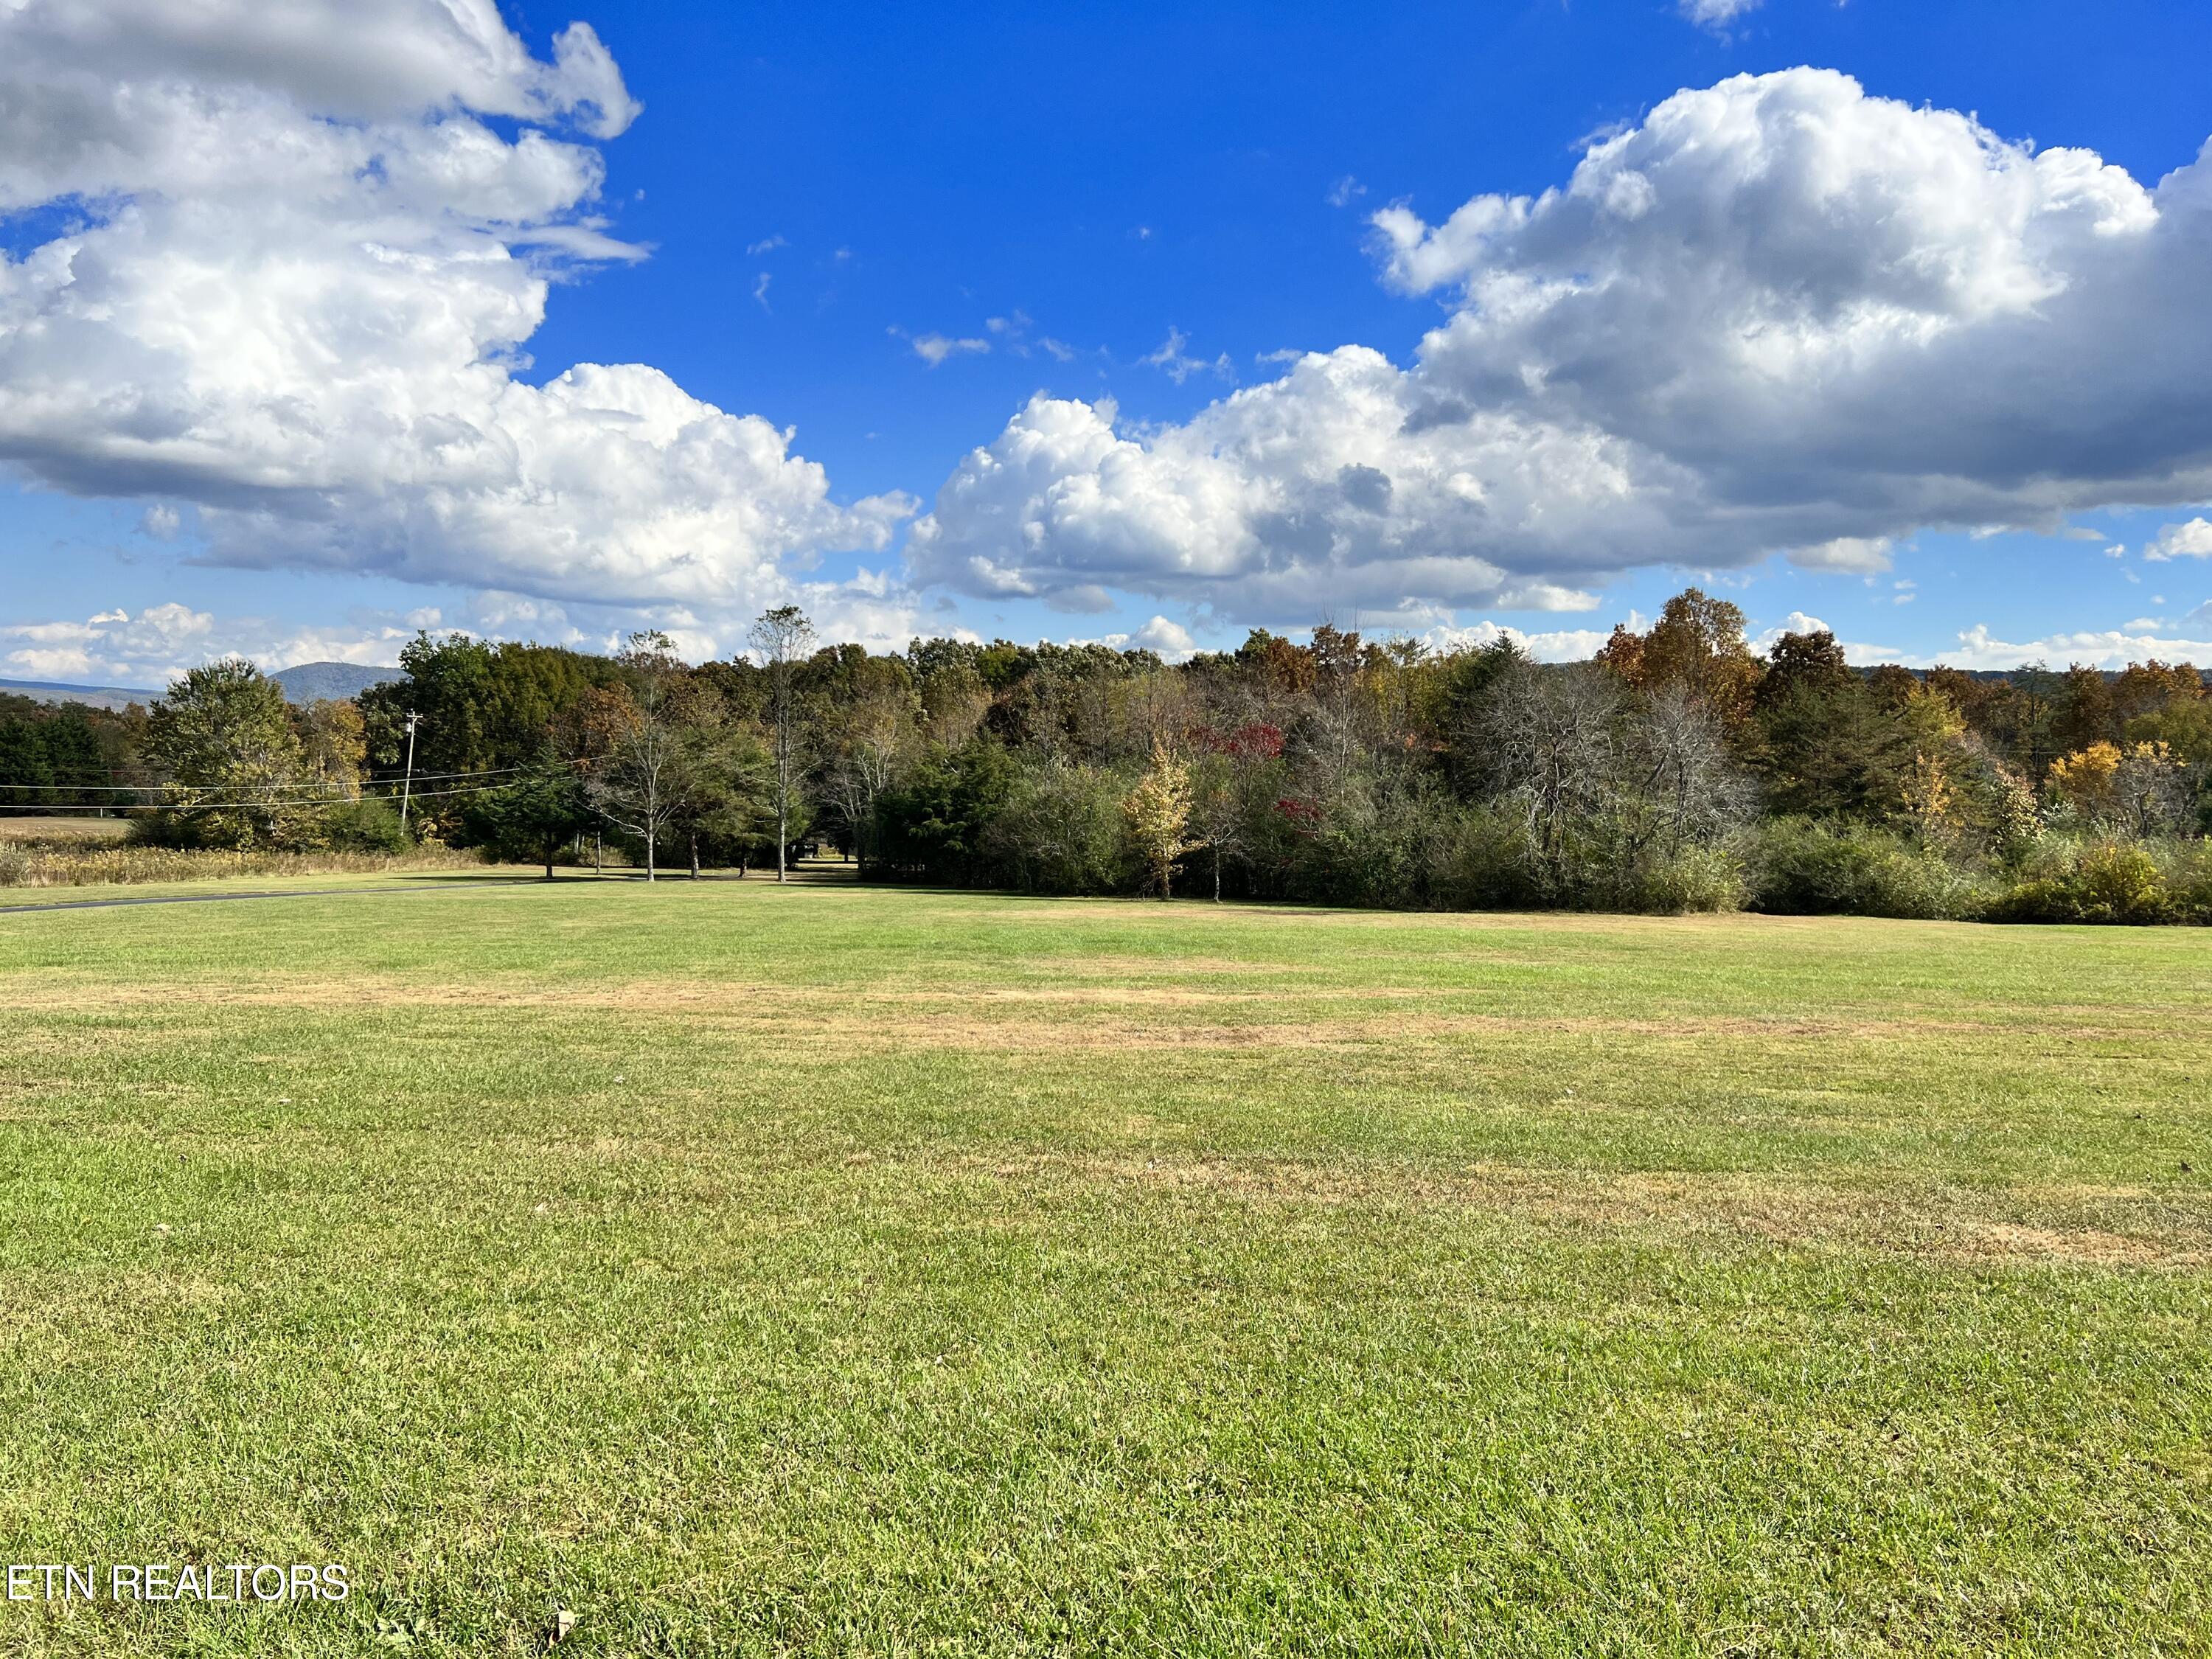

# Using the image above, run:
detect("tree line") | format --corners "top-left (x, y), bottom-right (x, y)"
top-left (7, 587), bottom-right (2211, 922)
top-left (0, 695), bottom-right (116, 810)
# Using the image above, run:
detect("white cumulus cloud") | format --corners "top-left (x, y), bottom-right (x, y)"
top-left (1127, 616), bottom-right (1197, 658)
top-left (1420, 620), bottom-right (1616, 664)
top-left (0, 602), bottom-right (422, 686)
top-left (3, 575), bottom-right (952, 686)
top-left (2145, 518), bottom-right (2212, 560)
top-left (1748, 611), bottom-right (1902, 664)
top-left (1938, 624), bottom-right (2212, 670)
top-left (914, 70), bottom-right (2212, 626)
top-left (1074, 616), bottom-right (1199, 661)
top-left (0, 0), bottom-right (901, 615)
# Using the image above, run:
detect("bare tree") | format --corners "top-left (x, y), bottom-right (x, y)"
top-left (1189, 750), bottom-right (1250, 902)
top-left (1482, 663), bottom-right (1624, 895)
top-left (1301, 622), bottom-right (1372, 787)
top-left (920, 661), bottom-right (992, 748)
top-left (748, 606), bottom-right (816, 883)
top-left (1113, 668), bottom-right (1196, 762)
top-left (2114, 742), bottom-right (2201, 837)
top-left (1483, 665), bottom-right (1751, 904)
top-left (819, 664), bottom-right (917, 874)
top-left (582, 633), bottom-right (691, 882)
top-left (1620, 685), bottom-right (1752, 855)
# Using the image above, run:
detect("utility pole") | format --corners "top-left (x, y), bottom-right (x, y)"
top-left (398, 712), bottom-right (422, 835)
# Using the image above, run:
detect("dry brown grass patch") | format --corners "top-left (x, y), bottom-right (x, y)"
top-left (919, 1151), bottom-right (2212, 1266)
top-left (4, 970), bottom-right (2164, 1057)
top-left (0, 816), bottom-right (132, 844)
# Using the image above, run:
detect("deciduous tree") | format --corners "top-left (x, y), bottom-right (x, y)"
top-left (1124, 740), bottom-right (1197, 900)
top-left (749, 606), bottom-right (817, 882)
top-left (581, 633), bottom-right (692, 881)
top-left (141, 661), bottom-right (318, 848)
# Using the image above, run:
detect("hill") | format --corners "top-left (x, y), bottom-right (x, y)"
top-left (0, 676), bottom-right (154, 712)
top-left (268, 661), bottom-right (401, 703)
top-left (2, 661), bottom-right (399, 709)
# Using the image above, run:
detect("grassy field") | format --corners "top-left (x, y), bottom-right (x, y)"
top-left (0, 815), bottom-right (131, 843)
top-left (1, 880), bottom-right (2208, 1656)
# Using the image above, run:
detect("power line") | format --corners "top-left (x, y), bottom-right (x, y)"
top-left (0, 779), bottom-right (546, 813)
top-left (0, 761), bottom-right (579, 795)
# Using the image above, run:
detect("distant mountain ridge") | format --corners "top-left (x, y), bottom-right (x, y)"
top-left (268, 661), bottom-right (401, 703)
top-left (1, 661), bottom-right (400, 710)
top-left (0, 676), bottom-right (155, 712)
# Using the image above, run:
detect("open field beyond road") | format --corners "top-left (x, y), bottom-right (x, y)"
top-left (1, 882), bottom-right (2208, 1655)
top-left (0, 816), bottom-right (131, 843)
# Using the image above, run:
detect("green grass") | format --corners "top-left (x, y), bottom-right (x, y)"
top-left (1, 880), bottom-right (2208, 1656)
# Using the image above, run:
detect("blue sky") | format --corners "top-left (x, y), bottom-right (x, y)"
top-left (5, 0), bottom-right (2212, 684)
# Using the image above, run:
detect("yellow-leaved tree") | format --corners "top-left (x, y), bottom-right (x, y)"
top-left (2048, 739), bottom-right (2192, 836)
top-left (1124, 739), bottom-right (1197, 900)
top-left (1897, 683), bottom-right (1969, 842)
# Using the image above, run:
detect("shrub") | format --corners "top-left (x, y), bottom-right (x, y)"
top-left (1990, 839), bottom-right (2183, 925)
top-left (1420, 803), bottom-right (1543, 911)
top-left (1747, 818), bottom-right (1989, 920)
top-left (982, 761), bottom-right (1134, 894)
top-left (0, 844), bottom-right (484, 889)
top-left (1276, 781), bottom-right (1429, 908)
top-left (1609, 840), bottom-right (1747, 915)
top-left (2163, 840), bottom-right (2212, 922)
top-left (321, 798), bottom-right (410, 852)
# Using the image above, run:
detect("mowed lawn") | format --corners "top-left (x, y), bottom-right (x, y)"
top-left (1, 880), bottom-right (2209, 1657)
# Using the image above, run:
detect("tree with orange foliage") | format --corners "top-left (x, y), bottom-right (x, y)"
top-left (1596, 588), bottom-right (1762, 730)
top-left (2112, 659), bottom-right (2203, 723)
top-left (1593, 622), bottom-right (1644, 686)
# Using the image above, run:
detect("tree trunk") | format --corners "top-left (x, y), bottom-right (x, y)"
top-left (689, 831), bottom-right (700, 880)
top-left (776, 789), bottom-right (787, 883)
top-left (545, 843), bottom-right (554, 881)
top-left (645, 827), bottom-right (655, 882)
top-left (594, 831), bottom-right (603, 877)
top-left (1213, 846), bottom-right (1222, 902)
